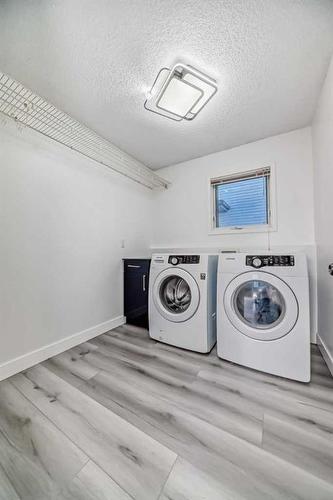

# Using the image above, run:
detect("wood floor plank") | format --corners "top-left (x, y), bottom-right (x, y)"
top-left (262, 411), bottom-right (333, 484)
top-left (195, 371), bottom-right (333, 438)
top-left (71, 345), bottom-right (187, 391)
top-left (198, 358), bottom-right (333, 412)
top-left (10, 365), bottom-right (177, 500)
top-left (42, 348), bottom-right (99, 388)
top-left (153, 338), bottom-right (217, 365)
top-left (107, 327), bottom-right (208, 370)
top-left (79, 367), bottom-right (261, 449)
top-left (75, 370), bottom-right (267, 498)
top-left (76, 369), bottom-right (333, 499)
top-left (113, 324), bottom-right (154, 339)
top-left (89, 333), bottom-right (200, 381)
top-left (159, 457), bottom-right (246, 500)
top-left (0, 466), bottom-right (20, 500)
top-left (0, 380), bottom-right (88, 500)
top-left (57, 460), bottom-right (132, 500)
top-left (108, 325), bottom-right (158, 348)
top-left (73, 347), bottom-right (263, 445)
top-left (77, 341), bottom-right (99, 352)
top-left (1, 325), bottom-right (332, 499)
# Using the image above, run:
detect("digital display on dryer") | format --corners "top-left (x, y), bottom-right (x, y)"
top-left (246, 255), bottom-right (295, 267)
top-left (168, 255), bottom-right (200, 265)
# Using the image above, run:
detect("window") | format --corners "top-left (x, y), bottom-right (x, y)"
top-left (210, 167), bottom-right (275, 233)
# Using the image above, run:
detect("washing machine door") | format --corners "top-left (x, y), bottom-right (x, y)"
top-left (153, 268), bottom-right (200, 323)
top-left (224, 271), bottom-right (298, 340)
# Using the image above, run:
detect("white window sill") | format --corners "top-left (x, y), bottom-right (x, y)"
top-left (209, 224), bottom-right (277, 236)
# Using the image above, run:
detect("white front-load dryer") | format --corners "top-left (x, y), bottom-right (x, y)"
top-left (217, 253), bottom-right (311, 382)
top-left (149, 254), bottom-right (218, 352)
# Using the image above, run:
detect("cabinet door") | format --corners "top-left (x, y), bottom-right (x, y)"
top-left (124, 261), bottom-right (150, 323)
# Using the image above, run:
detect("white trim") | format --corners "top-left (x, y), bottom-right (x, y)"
top-left (317, 334), bottom-right (333, 377)
top-left (208, 164), bottom-right (277, 235)
top-left (0, 315), bottom-right (125, 382)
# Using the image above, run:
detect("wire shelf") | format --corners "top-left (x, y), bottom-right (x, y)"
top-left (0, 72), bottom-right (168, 189)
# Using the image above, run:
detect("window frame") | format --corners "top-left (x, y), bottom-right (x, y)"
top-left (208, 165), bottom-right (277, 235)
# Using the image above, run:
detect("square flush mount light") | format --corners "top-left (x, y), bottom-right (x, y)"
top-left (144, 63), bottom-right (217, 121)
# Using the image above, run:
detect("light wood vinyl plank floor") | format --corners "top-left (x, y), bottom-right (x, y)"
top-left (0, 325), bottom-right (333, 499)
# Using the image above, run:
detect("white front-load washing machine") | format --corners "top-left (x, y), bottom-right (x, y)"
top-left (217, 253), bottom-right (310, 382)
top-left (149, 254), bottom-right (218, 352)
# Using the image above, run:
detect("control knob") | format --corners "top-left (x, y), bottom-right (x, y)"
top-left (252, 257), bottom-right (262, 268)
top-left (170, 257), bottom-right (179, 266)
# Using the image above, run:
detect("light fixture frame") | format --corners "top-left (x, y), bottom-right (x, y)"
top-left (144, 63), bottom-right (217, 122)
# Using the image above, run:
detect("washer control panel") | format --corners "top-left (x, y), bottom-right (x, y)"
top-left (168, 255), bottom-right (200, 265)
top-left (246, 255), bottom-right (295, 268)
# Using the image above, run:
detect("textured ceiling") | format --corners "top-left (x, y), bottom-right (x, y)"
top-left (1, 0), bottom-right (333, 170)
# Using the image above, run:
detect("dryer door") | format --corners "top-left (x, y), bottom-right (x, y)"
top-left (153, 268), bottom-right (200, 323)
top-left (224, 271), bottom-right (298, 340)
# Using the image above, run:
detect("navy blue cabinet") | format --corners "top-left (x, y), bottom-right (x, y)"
top-left (123, 259), bottom-right (151, 329)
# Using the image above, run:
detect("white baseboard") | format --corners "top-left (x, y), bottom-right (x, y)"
top-left (0, 315), bottom-right (125, 382)
top-left (317, 334), bottom-right (333, 377)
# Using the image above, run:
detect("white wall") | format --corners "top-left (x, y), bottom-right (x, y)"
top-left (312, 55), bottom-right (333, 373)
top-left (152, 127), bottom-right (317, 341)
top-left (0, 116), bottom-right (320, 378)
top-left (0, 119), bottom-right (152, 379)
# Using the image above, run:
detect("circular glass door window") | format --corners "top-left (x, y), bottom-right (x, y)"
top-left (233, 280), bottom-right (286, 329)
top-left (159, 275), bottom-right (191, 314)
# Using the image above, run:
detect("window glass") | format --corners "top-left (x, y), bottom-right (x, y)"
top-left (234, 280), bottom-right (285, 329)
top-left (214, 174), bottom-right (269, 229)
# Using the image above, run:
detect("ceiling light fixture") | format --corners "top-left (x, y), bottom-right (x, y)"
top-left (144, 63), bottom-right (217, 121)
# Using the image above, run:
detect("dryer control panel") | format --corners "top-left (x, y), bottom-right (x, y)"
top-left (246, 255), bottom-right (295, 268)
top-left (168, 255), bottom-right (200, 266)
